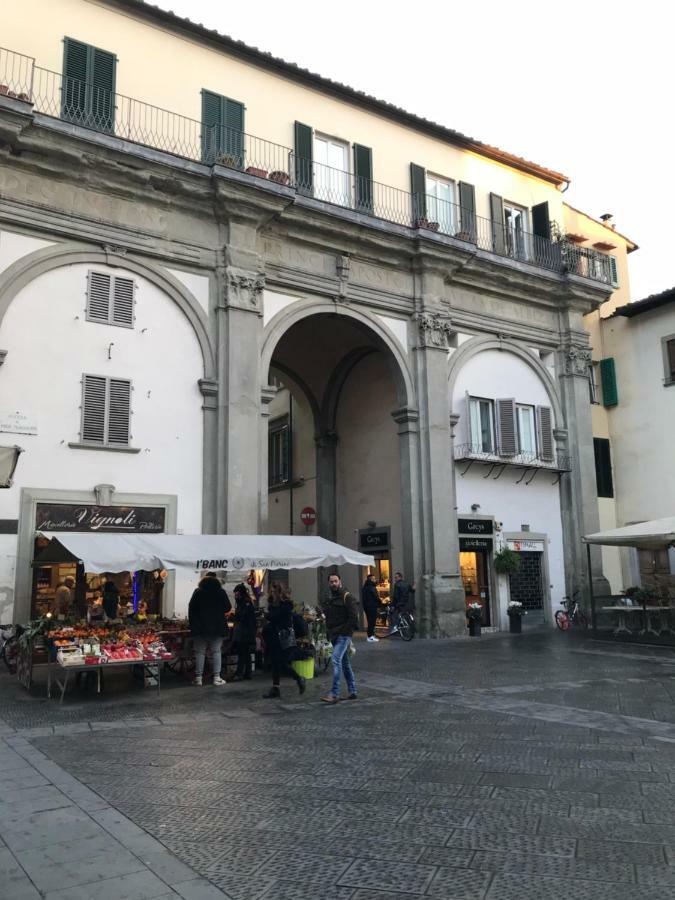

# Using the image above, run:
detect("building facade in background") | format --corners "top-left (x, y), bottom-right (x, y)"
top-left (0, 0), bottom-right (630, 631)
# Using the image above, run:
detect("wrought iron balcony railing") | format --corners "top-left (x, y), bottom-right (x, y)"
top-left (0, 46), bottom-right (613, 286)
top-left (455, 442), bottom-right (571, 470)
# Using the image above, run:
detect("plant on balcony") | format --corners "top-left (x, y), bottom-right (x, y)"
top-left (245, 166), bottom-right (268, 179)
top-left (427, 221), bottom-right (440, 232)
top-left (269, 170), bottom-right (290, 185)
top-left (415, 217), bottom-right (429, 229)
top-left (623, 585), bottom-right (658, 606)
top-left (493, 547), bottom-right (521, 575)
top-left (219, 154), bottom-right (240, 168)
top-left (0, 85), bottom-right (9, 96)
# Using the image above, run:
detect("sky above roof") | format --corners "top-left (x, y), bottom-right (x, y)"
top-left (151, 0), bottom-right (667, 302)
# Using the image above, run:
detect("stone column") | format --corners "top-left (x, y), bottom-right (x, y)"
top-left (259, 385), bottom-right (277, 530)
top-left (315, 430), bottom-right (338, 542)
top-left (556, 333), bottom-right (610, 601)
top-left (413, 306), bottom-right (465, 637)
top-left (392, 406), bottom-right (425, 630)
top-left (198, 378), bottom-right (218, 533)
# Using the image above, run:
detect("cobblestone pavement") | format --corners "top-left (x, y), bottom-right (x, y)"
top-left (3, 630), bottom-right (675, 898)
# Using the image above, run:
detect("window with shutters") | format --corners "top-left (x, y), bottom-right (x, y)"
top-left (269, 416), bottom-right (290, 487)
top-left (469, 397), bottom-right (495, 454)
top-left (535, 406), bottom-right (554, 461)
top-left (86, 271), bottom-right (135, 328)
top-left (516, 405), bottom-right (537, 455)
top-left (313, 134), bottom-right (350, 207)
top-left (425, 174), bottom-right (455, 235)
top-left (503, 202), bottom-right (529, 261)
top-left (661, 335), bottom-right (675, 386)
top-left (589, 363), bottom-right (600, 404)
top-left (638, 549), bottom-right (671, 576)
top-left (62, 37), bottom-right (116, 133)
top-left (201, 90), bottom-right (245, 165)
top-left (593, 437), bottom-right (613, 498)
top-left (600, 357), bottom-right (618, 407)
top-left (80, 375), bottom-right (132, 447)
top-left (609, 256), bottom-right (619, 287)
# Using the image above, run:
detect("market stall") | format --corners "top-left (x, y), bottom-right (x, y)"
top-left (583, 518), bottom-right (675, 645)
top-left (27, 533), bottom-right (373, 698)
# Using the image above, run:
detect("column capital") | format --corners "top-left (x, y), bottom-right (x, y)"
top-left (449, 412), bottom-right (461, 440)
top-left (218, 266), bottom-right (265, 312)
top-left (558, 343), bottom-right (592, 378)
top-left (260, 385), bottom-right (277, 416)
top-left (0, 349), bottom-right (7, 367)
top-left (392, 406), bottom-right (420, 435)
top-left (415, 312), bottom-right (454, 350)
top-left (198, 378), bottom-right (218, 410)
top-left (315, 430), bottom-right (339, 449)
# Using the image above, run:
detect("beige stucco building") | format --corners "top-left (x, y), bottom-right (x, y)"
top-left (0, 0), bottom-right (632, 632)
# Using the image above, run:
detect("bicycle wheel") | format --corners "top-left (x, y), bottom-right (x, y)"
top-left (576, 610), bottom-right (589, 629)
top-left (398, 614), bottom-right (415, 641)
top-left (555, 610), bottom-right (570, 631)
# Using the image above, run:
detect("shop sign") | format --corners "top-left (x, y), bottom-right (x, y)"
top-left (35, 503), bottom-right (166, 533)
top-left (459, 537), bottom-right (492, 552)
top-left (0, 410), bottom-right (37, 435)
top-left (508, 539), bottom-right (545, 552)
top-left (458, 518), bottom-right (493, 535)
top-left (358, 529), bottom-right (390, 552)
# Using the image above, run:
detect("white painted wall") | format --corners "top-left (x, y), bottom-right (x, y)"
top-left (452, 348), bottom-right (565, 626)
top-left (0, 256), bottom-right (205, 620)
top-left (0, 231), bottom-right (54, 275)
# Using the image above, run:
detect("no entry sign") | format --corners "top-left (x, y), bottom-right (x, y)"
top-left (300, 506), bottom-right (316, 526)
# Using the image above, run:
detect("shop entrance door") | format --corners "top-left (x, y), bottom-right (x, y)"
top-left (460, 550), bottom-right (491, 626)
top-left (508, 551), bottom-right (544, 615)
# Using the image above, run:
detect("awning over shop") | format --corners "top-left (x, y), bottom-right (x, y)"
top-left (38, 533), bottom-right (375, 574)
top-left (583, 517), bottom-right (675, 550)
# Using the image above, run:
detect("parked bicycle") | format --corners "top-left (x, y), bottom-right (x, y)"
top-left (383, 606), bottom-right (416, 642)
top-left (555, 590), bottom-right (588, 630)
top-left (0, 624), bottom-right (20, 674)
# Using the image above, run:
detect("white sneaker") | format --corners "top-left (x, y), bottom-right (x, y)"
top-left (192, 676), bottom-right (203, 686)
top-left (367, 636), bottom-right (379, 643)
top-left (212, 676), bottom-right (226, 686)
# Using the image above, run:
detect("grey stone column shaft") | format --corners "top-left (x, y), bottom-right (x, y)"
top-left (315, 430), bottom-right (338, 542)
top-left (198, 378), bottom-right (218, 533)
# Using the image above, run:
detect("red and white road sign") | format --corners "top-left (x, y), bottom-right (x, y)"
top-left (300, 506), bottom-right (316, 526)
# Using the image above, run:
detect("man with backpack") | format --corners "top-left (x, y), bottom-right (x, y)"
top-left (320, 572), bottom-right (359, 704)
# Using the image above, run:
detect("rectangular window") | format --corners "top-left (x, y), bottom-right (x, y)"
top-left (62, 37), bottom-right (116, 133)
top-left (593, 437), bottom-right (614, 498)
top-left (81, 375), bottom-right (132, 446)
top-left (503, 202), bottom-right (529, 260)
top-left (662, 335), bottom-right (675, 385)
top-left (638, 549), bottom-right (671, 575)
top-left (269, 417), bottom-right (290, 487)
top-left (313, 134), bottom-right (350, 207)
top-left (516, 404), bottom-right (537, 455)
top-left (589, 363), bottom-right (599, 404)
top-left (469, 397), bottom-right (495, 454)
top-left (425, 174), bottom-right (455, 234)
top-left (86, 271), bottom-right (135, 327)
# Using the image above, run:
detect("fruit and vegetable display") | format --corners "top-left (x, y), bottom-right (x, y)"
top-left (49, 621), bottom-right (185, 666)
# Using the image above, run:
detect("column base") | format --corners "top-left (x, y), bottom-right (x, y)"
top-left (418, 573), bottom-right (466, 638)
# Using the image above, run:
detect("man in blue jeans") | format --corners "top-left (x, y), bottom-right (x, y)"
top-left (321, 573), bottom-right (359, 704)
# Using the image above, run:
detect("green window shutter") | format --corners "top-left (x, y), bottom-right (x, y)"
top-left (201, 90), bottom-right (223, 163)
top-left (354, 144), bottom-right (373, 214)
top-left (594, 437), bottom-right (614, 498)
top-left (609, 256), bottom-right (619, 286)
top-left (62, 37), bottom-right (90, 125)
top-left (294, 122), bottom-right (313, 195)
top-left (600, 357), bottom-right (618, 407)
top-left (531, 202), bottom-right (550, 239)
top-left (62, 38), bottom-right (115, 132)
top-left (490, 193), bottom-right (505, 254)
top-left (410, 163), bottom-right (426, 224)
top-left (223, 98), bottom-right (245, 167)
top-left (458, 181), bottom-right (475, 239)
top-left (201, 91), bottom-right (244, 165)
top-left (90, 46), bottom-right (116, 132)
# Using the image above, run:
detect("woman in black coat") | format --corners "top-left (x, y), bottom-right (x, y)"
top-left (262, 592), bottom-right (305, 699)
top-left (188, 574), bottom-right (231, 686)
top-left (229, 583), bottom-right (257, 682)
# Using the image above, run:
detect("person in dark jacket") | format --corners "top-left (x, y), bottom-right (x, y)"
top-left (102, 579), bottom-right (119, 620)
top-left (390, 572), bottom-right (415, 634)
top-left (229, 583), bottom-right (257, 682)
top-left (361, 573), bottom-right (380, 643)
top-left (262, 591), bottom-right (305, 699)
top-left (321, 573), bottom-right (359, 703)
top-left (188, 574), bottom-right (231, 686)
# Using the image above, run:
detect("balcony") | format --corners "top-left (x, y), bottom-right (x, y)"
top-left (454, 442), bottom-right (571, 485)
top-left (1, 46), bottom-right (613, 286)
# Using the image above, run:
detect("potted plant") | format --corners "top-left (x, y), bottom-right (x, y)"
top-left (466, 602), bottom-right (483, 637)
top-left (415, 217), bottom-right (429, 229)
top-left (269, 170), bottom-right (290, 185)
top-left (427, 221), bottom-right (440, 232)
top-left (507, 600), bottom-right (526, 633)
top-left (493, 547), bottom-right (521, 576)
top-left (219, 154), bottom-right (240, 169)
top-left (245, 166), bottom-right (268, 179)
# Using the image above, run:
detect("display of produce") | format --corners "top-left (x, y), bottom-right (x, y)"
top-left (47, 621), bottom-right (183, 667)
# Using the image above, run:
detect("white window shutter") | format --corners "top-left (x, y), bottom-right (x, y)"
top-left (82, 375), bottom-right (107, 443)
top-left (496, 398), bottom-right (517, 456)
top-left (87, 272), bottom-right (111, 322)
top-left (107, 378), bottom-right (132, 444)
top-left (536, 405), bottom-right (554, 461)
top-left (112, 276), bottom-right (135, 327)
top-left (465, 391), bottom-right (473, 450)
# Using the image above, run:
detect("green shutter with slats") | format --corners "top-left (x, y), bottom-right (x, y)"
top-left (609, 256), bottom-right (619, 286)
top-left (354, 144), bottom-right (373, 214)
top-left (410, 163), bottom-right (426, 225)
top-left (62, 38), bottom-right (115, 132)
top-left (458, 181), bottom-right (475, 240)
top-left (294, 122), bottom-right (313, 195)
top-left (594, 438), bottom-right (614, 498)
top-left (201, 91), bottom-right (245, 165)
top-left (600, 357), bottom-right (618, 407)
top-left (490, 193), bottom-right (505, 254)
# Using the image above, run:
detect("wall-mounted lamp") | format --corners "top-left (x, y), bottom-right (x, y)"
top-left (470, 503), bottom-right (481, 512)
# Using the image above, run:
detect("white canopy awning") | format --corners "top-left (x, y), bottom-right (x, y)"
top-left (583, 517), bottom-right (675, 550)
top-left (38, 533), bottom-right (375, 574)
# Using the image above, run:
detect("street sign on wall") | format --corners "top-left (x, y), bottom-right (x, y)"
top-left (300, 507), bottom-right (316, 526)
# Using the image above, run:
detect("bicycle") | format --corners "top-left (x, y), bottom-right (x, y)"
top-left (0, 624), bottom-right (20, 674)
top-left (383, 606), bottom-right (416, 642)
top-left (555, 591), bottom-right (588, 630)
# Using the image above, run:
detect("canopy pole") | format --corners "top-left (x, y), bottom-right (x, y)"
top-left (586, 542), bottom-right (597, 633)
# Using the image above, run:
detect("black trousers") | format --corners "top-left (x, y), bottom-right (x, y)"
top-left (364, 606), bottom-right (378, 637)
top-left (270, 649), bottom-right (301, 686)
top-left (235, 642), bottom-right (254, 677)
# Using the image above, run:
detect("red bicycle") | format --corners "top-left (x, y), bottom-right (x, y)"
top-left (555, 592), bottom-right (588, 630)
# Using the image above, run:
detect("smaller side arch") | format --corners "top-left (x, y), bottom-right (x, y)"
top-left (0, 242), bottom-right (216, 379)
top-left (260, 299), bottom-right (416, 410)
top-left (447, 336), bottom-right (564, 426)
